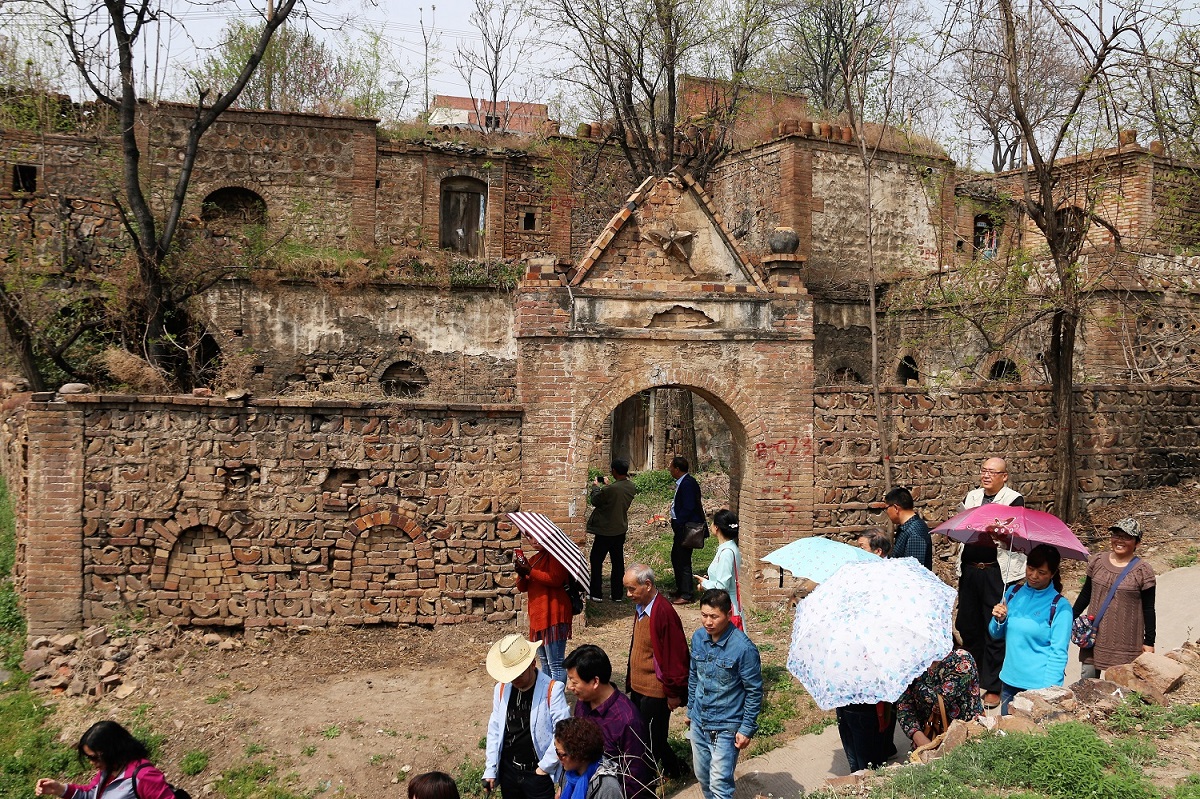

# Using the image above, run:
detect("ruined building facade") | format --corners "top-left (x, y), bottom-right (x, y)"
top-left (2, 103), bottom-right (1199, 634)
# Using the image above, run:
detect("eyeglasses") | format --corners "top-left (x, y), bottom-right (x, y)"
top-left (980, 469), bottom-right (1007, 476)
top-left (83, 751), bottom-right (100, 762)
top-left (555, 748), bottom-right (568, 759)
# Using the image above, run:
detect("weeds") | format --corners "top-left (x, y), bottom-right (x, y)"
top-left (452, 757), bottom-right (485, 799)
top-left (320, 726), bottom-right (341, 740)
top-left (881, 723), bottom-right (1158, 799)
top-left (205, 691), bottom-right (230, 705)
top-left (212, 761), bottom-right (304, 799)
top-left (1168, 547), bottom-right (1199, 569)
top-left (1104, 696), bottom-right (1200, 735)
top-left (180, 751), bottom-right (209, 776)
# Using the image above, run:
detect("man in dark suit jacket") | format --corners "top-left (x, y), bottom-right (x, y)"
top-left (668, 456), bottom-right (705, 604)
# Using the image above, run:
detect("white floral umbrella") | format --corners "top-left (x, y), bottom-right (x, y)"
top-left (787, 557), bottom-right (956, 710)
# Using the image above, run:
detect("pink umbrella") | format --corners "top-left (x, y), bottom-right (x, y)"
top-left (932, 505), bottom-right (1089, 561)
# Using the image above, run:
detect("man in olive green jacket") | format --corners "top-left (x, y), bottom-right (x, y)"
top-left (587, 459), bottom-right (638, 601)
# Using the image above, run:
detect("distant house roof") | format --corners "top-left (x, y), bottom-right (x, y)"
top-left (428, 95), bottom-right (551, 135)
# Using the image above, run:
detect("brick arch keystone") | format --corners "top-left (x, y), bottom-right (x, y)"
top-left (345, 505), bottom-right (428, 542)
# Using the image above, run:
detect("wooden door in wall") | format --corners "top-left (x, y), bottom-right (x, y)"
top-left (440, 189), bottom-right (484, 257)
top-left (610, 390), bottom-right (651, 471)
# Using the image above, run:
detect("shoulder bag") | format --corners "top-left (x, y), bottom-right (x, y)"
top-left (1071, 557), bottom-right (1140, 648)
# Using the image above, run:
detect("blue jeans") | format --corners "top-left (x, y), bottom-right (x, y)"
top-left (538, 638), bottom-right (567, 683)
top-left (1000, 683), bottom-right (1027, 715)
top-left (691, 728), bottom-right (740, 799)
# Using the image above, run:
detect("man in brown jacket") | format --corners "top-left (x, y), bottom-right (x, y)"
top-left (623, 564), bottom-right (689, 780)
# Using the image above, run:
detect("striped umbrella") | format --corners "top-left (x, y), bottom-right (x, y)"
top-left (506, 511), bottom-right (591, 588)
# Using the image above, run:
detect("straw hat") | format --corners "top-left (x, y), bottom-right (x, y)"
top-left (486, 633), bottom-right (542, 683)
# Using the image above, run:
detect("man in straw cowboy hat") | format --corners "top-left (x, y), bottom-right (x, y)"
top-left (484, 633), bottom-right (571, 799)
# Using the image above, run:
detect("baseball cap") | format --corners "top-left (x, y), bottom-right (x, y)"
top-left (1108, 518), bottom-right (1142, 541)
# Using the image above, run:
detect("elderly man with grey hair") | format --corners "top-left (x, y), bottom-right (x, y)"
top-left (622, 564), bottom-right (689, 781)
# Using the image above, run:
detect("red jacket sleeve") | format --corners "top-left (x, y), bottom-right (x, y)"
top-left (651, 601), bottom-right (690, 700)
top-left (524, 553), bottom-right (569, 589)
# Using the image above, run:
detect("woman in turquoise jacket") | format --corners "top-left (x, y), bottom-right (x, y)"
top-left (988, 544), bottom-right (1072, 714)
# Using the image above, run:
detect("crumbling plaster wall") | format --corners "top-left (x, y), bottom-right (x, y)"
top-left (195, 281), bottom-right (517, 402)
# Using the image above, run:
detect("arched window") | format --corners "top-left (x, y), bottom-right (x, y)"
top-left (973, 214), bottom-right (999, 260)
top-left (380, 361), bottom-right (429, 397)
top-left (201, 187), bottom-right (267, 236)
top-left (897, 356), bottom-right (920, 385)
top-left (440, 176), bottom-right (487, 257)
top-left (831, 366), bottom-right (863, 384)
top-left (989, 358), bottom-right (1019, 382)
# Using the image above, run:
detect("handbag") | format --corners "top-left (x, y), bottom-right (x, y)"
top-left (921, 694), bottom-right (948, 741)
top-left (1071, 557), bottom-right (1140, 648)
top-left (681, 520), bottom-right (709, 549)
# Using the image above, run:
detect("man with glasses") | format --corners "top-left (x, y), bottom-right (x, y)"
top-left (955, 456), bottom-right (1025, 709)
top-left (872, 487), bottom-right (932, 571)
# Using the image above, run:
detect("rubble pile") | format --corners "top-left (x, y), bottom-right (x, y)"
top-left (23, 625), bottom-right (244, 700)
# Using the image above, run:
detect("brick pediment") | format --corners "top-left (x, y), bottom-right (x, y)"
top-left (570, 169), bottom-right (767, 291)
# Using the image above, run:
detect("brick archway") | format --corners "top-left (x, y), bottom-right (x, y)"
top-left (516, 171), bottom-right (817, 605)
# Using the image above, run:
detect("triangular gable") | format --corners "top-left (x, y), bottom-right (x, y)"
top-left (570, 168), bottom-right (767, 290)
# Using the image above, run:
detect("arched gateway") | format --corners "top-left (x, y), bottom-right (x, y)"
top-left (515, 170), bottom-right (816, 605)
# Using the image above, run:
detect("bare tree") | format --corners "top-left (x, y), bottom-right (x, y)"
top-left (773, 0), bottom-right (889, 116)
top-left (925, 0), bottom-right (1161, 519)
top-left (454, 0), bottom-right (537, 134)
top-left (545, 0), bottom-right (777, 182)
top-left (950, 9), bottom-right (1080, 172)
top-left (17, 0), bottom-right (300, 385)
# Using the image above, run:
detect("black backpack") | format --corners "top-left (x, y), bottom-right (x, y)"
top-left (132, 762), bottom-right (192, 799)
top-left (564, 577), bottom-right (586, 615)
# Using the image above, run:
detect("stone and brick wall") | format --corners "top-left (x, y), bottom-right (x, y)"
top-left (812, 384), bottom-right (1200, 538)
top-left (8, 394), bottom-right (524, 634)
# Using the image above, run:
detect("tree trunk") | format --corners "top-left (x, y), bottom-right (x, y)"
top-left (1048, 306), bottom-right (1079, 520)
top-left (0, 288), bottom-right (46, 392)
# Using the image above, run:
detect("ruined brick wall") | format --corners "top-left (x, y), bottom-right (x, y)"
top-left (194, 281), bottom-right (517, 402)
top-left (12, 394), bottom-right (523, 634)
top-left (813, 385), bottom-right (1200, 538)
top-left (144, 104), bottom-right (379, 248)
top-left (1152, 162), bottom-right (1200, 249)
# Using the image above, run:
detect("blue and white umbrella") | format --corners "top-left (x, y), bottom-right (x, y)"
top-left (787, 557), bottom-right (956, 710)
top-left (762, 536), bottom-right (878, 584)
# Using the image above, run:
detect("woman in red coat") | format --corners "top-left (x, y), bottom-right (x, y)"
top-left (516, 535), bottom-right (572, 682)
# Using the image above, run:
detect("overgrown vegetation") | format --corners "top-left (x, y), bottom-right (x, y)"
top-left (0, 477), bottom-right (86, 799)
top-left (1103, 696), bottom-right (1200, 737)
top-left (880, 723), bottom-right (1159, 799)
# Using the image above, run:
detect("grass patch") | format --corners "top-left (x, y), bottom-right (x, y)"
top-left (205, 690), bottom-right (231, 705)
top-left (213, 761), bottom-right (305, 799)
top-left (180, 750), bottom-right (210, 776)
top-left (244, 743), bottom-right (266, 757)
top-left (1168, 547), bottom-right (1199, 569)
top-left (879, 722), bottom-right (1158, 799)
top-left (1104, 696), bottom-right (1200, 736)
top-left (452, 757), bottom-right (486, 799)
top-left (631, 530), bottom-right (718, 596)
top-left (0, 477), bottom-right (88, 799)
top-left (319, 726), bottom-right (341, 740)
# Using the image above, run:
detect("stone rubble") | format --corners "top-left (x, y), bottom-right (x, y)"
top-left (22, 623), bottom-right (245, 701)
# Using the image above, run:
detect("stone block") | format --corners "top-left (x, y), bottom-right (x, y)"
top-left (1009, 686), bottom-right (1077, 724)
top-left (995, 714), bottom-right (1041, 733)
top-left (1104, 663), bottom-right (1165, 705)
top-left (1164, 647), bottom-right (1200, 672)
top-left (82, 626), bottom-right (108, 647)
top-left (1133, 652), bottom-right (1186, 695)
top-left (1067, 678), bottom-right (1126, 712)
top-left (22, 648), bottom-right (50, 672)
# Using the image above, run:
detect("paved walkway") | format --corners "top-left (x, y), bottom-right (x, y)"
top-left (671, 564), bottom-right (1200, 799)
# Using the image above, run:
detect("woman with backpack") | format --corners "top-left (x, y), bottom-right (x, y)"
top-left (988, 544), bottom-right (1072, 714)
top-left (36, 721), bottom-right (178, 799)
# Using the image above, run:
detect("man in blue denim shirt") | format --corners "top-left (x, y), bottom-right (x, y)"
top-left (686, 589), bottom-right (763, 799)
